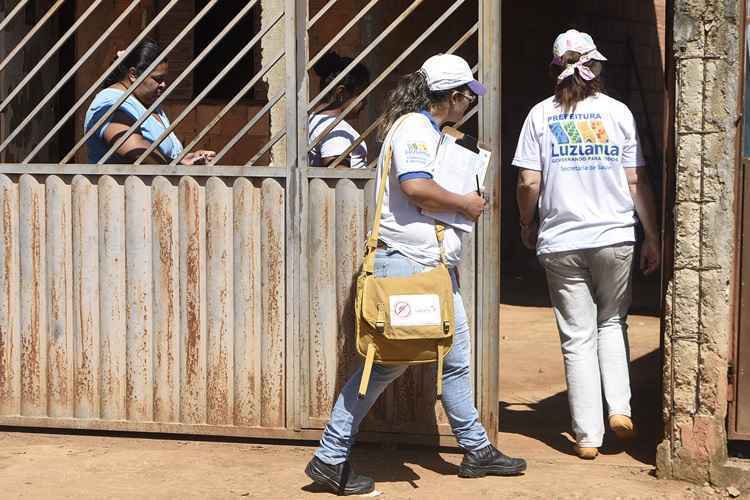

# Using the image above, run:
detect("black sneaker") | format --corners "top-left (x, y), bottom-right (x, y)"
top-left (305, 456), bottom-right (375, 496)
top-left (458, 444), bottom-right (527, 478)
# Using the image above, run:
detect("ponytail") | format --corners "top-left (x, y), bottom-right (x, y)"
top-left (550, 51), bottom-right (604, 113)
top-left (103, 39), bottom-right (164, 88)
top-left (379, 71), bottom-right (466, 140)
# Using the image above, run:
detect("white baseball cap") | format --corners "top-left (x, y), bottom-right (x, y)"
top-left (420, 54), bottom-right (486, 96)
top-left (552, 29), bottom-right (607, 64)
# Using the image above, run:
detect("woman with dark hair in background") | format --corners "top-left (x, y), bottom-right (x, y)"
top-left (513, 30), bottom-right (660, 460)
top-left (84, 39), bottom-right (214, 165)
top-left (304, 54), bottom-right (526, 496)
top-left (308, 51), bottom-right (370, 168)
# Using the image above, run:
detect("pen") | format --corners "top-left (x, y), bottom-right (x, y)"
top-left (475, 175), bottom-right (481, 196)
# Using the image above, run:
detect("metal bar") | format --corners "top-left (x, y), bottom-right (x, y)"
top-left (304, 167), bottom-right (375, 179)
top-left (246, 130), bottom-right (286, 166)
top-left (325, 115), bottom-right (383, 168)
top-left (99, 0), bottom-right (259, 165)
top-left (307, 0), bottom-right (425, 112)
top-left (171, 49), bottom-right (284, 166)
top-left (306, 0), bottom-right (381, 71)
top-left (0, 0), bottom-right (64, 74)
top-left (96, 0), bottom-right (224, 164)
top-left (293, 0), bottom-right (309, 431)
top-left (449, 22), bottom-right (478, 53)
top-left (295, 0), bottom-right (310, 170)
top-left (308, 0), bottom-right (468, 153)
top-left (325, 24), bottom-right (478, 168)
top-left (133, 11), bottom-right (285, 165)
top-left (0, 0), bottom-right (103, 114)
top-left (209, 91), bottom-right (284, 166)
top-left (12, 0), bottom-right (146, 162)
top-left (285, 0), bottom-right (300, 169)
top-left (0, 0), bottom-right (30, 33)
top-left (454, 104), bottom-right (478, 129)
top-left (307, 0), bottom-right (338, 28)
top-left (284, 0), bottom-right (299, 432)
top-left (0, 164), bottom-right (288, 177)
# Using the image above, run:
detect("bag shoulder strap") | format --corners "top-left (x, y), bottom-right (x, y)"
top-left (363, 114), bottom-right (448, 274)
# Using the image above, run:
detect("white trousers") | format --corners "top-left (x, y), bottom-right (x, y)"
top-left (539, 243), bottom-right (634, 448)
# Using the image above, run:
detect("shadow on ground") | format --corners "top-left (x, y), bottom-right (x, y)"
top-left (301, 444), bottom-right (465, 492)
top-left (500, 347), bottom-right (662, 466)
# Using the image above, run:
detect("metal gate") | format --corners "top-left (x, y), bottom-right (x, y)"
top-left (0, 0), bottom-right (501, 445)
top-left (731, 11), bottom-right (750, 440)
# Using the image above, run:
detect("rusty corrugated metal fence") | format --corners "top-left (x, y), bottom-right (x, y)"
top-left (0, 0), bottom-right (501, 445)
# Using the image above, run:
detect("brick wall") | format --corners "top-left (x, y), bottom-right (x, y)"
top-left (502, 0), bottom-right (668, 270)
top-left (157, 1), bottom-right (194, 100)
top-left (1, 0), bottom-right (63, 163)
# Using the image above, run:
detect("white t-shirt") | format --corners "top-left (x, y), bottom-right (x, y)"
top-left (376, 112), bottom-right (464, 267)
top-left (308, 113), bottom-right (367, 168)
top-left (512, 93), bottom-right (646, 255)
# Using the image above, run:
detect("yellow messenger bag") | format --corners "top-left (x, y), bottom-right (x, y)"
top-left (355, 115), bottom-right (455, 399)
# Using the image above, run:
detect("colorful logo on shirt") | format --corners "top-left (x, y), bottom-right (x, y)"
top-left (548, 113), bottom-right (619, 164)
top-left (406, 142), bottom-right (429, 154)
top-left (404, 142), bottom-right (432, 165)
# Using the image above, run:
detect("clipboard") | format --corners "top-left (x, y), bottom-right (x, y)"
top-left (422, 127), bottom-right (492, 233)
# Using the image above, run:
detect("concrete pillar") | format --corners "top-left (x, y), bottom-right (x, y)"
top-left (657, 0), bottom-right (742, 485)
top-left (260, 0), bottom-right (287, 167)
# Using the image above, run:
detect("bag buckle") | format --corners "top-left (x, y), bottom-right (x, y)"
top-left (443, 320), bottom-right (450, 333)
top-left (376, 304), bottom-right (386, 332)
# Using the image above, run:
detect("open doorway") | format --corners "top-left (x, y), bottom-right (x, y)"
top-left (498, 1), bottom-right (668, 465)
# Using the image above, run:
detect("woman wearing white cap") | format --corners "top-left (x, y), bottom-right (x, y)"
top-left (513, 29), bottom-right (660, 459)
top-left (305, 54), bottom-right (526, 495)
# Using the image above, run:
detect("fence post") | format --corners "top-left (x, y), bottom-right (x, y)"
top-left (286, 0), bottom-right (308, 432)
top-left (478, 0), bottom-right (501, 445)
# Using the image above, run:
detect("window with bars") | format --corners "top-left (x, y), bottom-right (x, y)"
top-left (158, 0), bottom-right (258, 101)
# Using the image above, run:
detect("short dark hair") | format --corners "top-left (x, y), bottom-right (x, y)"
top-left (312, 51), bottom-right (370, 93)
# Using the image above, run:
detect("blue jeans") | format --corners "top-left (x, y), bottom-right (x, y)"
top-left (314, 249), bottom-right (491, 465)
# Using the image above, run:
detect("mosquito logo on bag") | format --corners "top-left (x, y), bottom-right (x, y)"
top-left (389, 294), bottom-right (442, 327)
top-left (394, 301), bottom-right (411, 318)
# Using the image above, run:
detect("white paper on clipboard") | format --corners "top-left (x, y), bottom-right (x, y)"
top-left (422, 128), bottom-right (492, 233)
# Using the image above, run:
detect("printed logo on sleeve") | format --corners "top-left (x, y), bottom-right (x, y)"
top-left (403, 142), bottom-right (432, 165)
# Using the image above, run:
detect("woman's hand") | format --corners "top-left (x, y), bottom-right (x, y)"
top-left (460, 192), bottom-right (487, 221)
top-left (181, 150), bottom-right (216, 165)
top-left (640, 236), bottom-right (660, 275)
top-left (401, 179), bottom-right (487, 221)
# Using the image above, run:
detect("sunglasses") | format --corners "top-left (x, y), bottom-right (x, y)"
top-left (454, 91), bottom-right (477, 103)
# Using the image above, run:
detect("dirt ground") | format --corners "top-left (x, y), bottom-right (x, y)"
top-left (0, 301), bottom-right (740, 499)
top-left (0, 429), bottom-right (722, 500)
